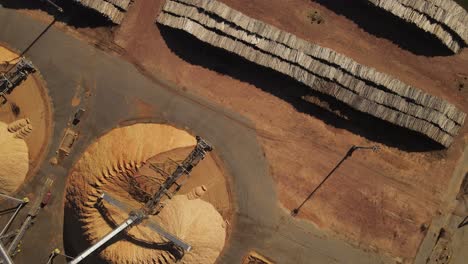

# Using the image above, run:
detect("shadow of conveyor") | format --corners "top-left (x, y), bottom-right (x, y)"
top-left (63, 201), bottom-right (183, 263)
top-left (63, 205), bottom-right (103, 264)
top-left (158, 25), bottom-right (445, 153)
top-left (315, 0), bottom-right (455, 57)
top-left (0, 0), bottom-right (114, 28)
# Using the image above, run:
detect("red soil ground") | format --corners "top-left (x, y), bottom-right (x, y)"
top-left (15, 0), bottom-right (468, 261)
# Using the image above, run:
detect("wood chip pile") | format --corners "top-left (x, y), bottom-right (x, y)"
top-left (65, 124), bottom-right (226, 263)
top-left (367, 0), bottom-right (468, 53)
top-left (0, 121), bottom-right (29, 194)
top-left (156, 0), bottom-right (466, 147)
top-left (73, 0), bottom-right (132, 24)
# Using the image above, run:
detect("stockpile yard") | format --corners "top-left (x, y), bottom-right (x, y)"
top-left (0, 0), bottom-right (467, 264)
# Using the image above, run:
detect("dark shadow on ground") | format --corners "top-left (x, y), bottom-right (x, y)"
top-left (63, 204), bottom-right (182, 264)
top-left (158, 24), bottom-right (446, 153)
top-left (459, 216), bottom-right (468, 228)
top-left (292, 145), bottom-right (360, 216)
top-left (0, 0), bottom-right (114, 28)
top-left (315, 0), bottom-right (454, 57)
top-left (63, 205), bottom-right (103, 263)
top-left (63, 190), bottom-right (183, 263)
top-left (454, 0), bottom-right (468, 10)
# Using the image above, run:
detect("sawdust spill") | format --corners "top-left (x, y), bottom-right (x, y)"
top-left (0, 46), bottom-right (19, 64)
top-left (0, 121), bottom-right (29, 194)
top-left (65, 123), bottom-right (229, 263)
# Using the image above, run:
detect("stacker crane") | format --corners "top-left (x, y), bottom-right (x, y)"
top-left (0, 58), bottom-right (35, 104)
top-left (70, 136), bottom-right (213, 264)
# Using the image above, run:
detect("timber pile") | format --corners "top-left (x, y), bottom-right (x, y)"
top-left (73, 0), bottom-right (132, 24)
top-left (367, 0), bottom-right (468, 53)
top-left (156, 0), bottom-right (466, 147)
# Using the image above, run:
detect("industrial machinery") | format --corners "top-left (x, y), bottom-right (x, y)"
top-left (0, 177), bottom-right (54, 264)
top-left (57, 128), bottom-right (79, 157)
top-left (0, 58), bottom-right (35, 104)
top-left (72, 109), bottom-right (85, 126)
top-left (6, 177), bottom-right (54, 258)
top-left (70, 136), bottom-right (213, 264)
top-left (40, 0), bottom-right (64, 12)
top-left (0, 194), bottom-right (29, 264)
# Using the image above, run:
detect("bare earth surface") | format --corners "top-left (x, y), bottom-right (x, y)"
top-left (112, 0), bottom-right (468, 260)
top-left (0, 45), bottom-right (53, 189)
top-left (65, 123), bottom-right (230, 263)
top-left (5, 0), bottom-right (467, 262)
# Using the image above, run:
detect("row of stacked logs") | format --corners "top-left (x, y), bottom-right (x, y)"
top-left (367, 0), bottom-right (467, 53)
top-left (156, 0), bottom-right (466, 147)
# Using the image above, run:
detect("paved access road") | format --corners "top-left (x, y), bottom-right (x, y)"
top-left (0, 7), bottom-right (393, 264)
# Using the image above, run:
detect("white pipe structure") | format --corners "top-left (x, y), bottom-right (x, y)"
top-left (0, 243), bottom-right (13, 264)
top-left (69, 216), bottom-right (137, 264)
top-left (0, 203), bottom-right (25, 237)
top-left (0, 194), bottom-right (25, 204)
top-left (99, 193), bottom-right (192, 251)
top-left (0, 195), bottom-right (28, 237)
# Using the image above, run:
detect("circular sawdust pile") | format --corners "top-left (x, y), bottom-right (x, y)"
top-left (135, 145), bottom-right (231, 217)
top-left (65, 123), bottom-right (227, 264)
top-left (0, 45), bottom-right (53, 181)
top-left (0, 121), bottom-right (29, 193)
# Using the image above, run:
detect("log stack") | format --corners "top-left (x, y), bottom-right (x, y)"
top-left (73, 0), bottom-right (132, 24)
top-left (156, 0), bottom-right (466, 147)
top-left (367, 0), bottom-right (467, 53)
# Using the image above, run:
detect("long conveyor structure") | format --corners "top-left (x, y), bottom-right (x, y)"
top-left (0, 58), bottom-right (35, 104)
top-left (70, 136), bottom-right (213, 264)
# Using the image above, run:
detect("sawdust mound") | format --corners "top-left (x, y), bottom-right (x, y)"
top-left (96, 195), bottom-right (226, 264)
top-left (155, 195), bottom-right (226, 263)
top-left (0, 46), bottom-right (19, 63)
top-left (0, 45), bottom-right (53, 185)
top-left (0, 121), bottom-right (29, 194)
top-left (65, 123), bottom-right (227, 264)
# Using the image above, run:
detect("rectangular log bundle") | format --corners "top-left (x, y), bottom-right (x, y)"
top-left (73, 0), bottom-right (132, 24)
top-left (156, 0), bottom-right (466, 147)
top-left (367, 0), bottom-right (467, 53)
